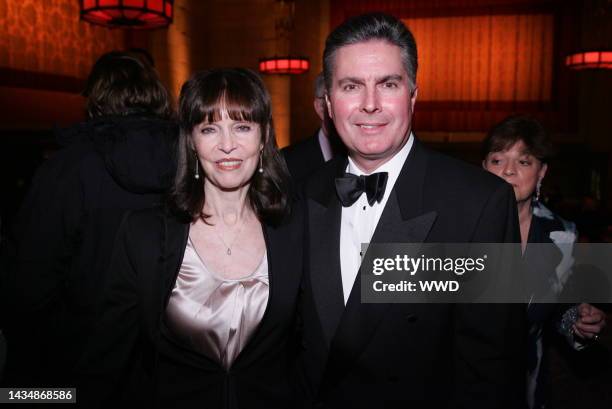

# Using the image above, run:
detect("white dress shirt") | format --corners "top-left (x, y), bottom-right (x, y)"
top-left (339, 133), bottom-right (414, 303)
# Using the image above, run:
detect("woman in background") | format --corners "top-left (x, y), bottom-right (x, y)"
top-left (482, 115), bottom-right (606, 409)
top-left (1, 51), bottom-right (175, 386)
top-left (79, 68), bottom-right (302, 408)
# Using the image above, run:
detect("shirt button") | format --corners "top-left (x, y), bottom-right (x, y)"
top-left (362, 206), bottom-right (366, 210)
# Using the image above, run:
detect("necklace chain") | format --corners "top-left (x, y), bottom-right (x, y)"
top-left (213, 217), bottom-right (246, 255)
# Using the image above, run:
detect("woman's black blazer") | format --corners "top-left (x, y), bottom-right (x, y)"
top-left (78, 205), bottom-right (303, 409)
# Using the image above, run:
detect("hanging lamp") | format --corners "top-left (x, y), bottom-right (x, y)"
top-left (80, 0), bottom-right (174, 29)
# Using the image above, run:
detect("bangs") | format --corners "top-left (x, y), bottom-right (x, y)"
top-left (200, 91), bottom-right (257, 123)
top-left (483, 115), bottom-right (554, 162)
top-left (181, 70), bottom-right (269, 130)
top-left (488, 134), bottom-right (545, 161)
top-left (488, 135), bottom-right (521, 155)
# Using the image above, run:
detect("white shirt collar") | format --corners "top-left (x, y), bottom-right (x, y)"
top-left (317, 128), bottom-right (333, 162)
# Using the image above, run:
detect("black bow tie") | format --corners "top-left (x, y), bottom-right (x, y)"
top-left (335, 172), bottom-right (389, 207)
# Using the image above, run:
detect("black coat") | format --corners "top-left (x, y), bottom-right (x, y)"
top-left (281, 131), bottom-right (326, 185)
top-left (76, 206), bottom-right (303, 409)
top-left (298, 139), bottom-right (527, 409)
top-left (1, 115), bottom-right (177, 386)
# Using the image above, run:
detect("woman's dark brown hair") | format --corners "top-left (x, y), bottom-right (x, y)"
top-left (482, 115), bottom-right (555, 162)
top-left (83, 50), bottom-right (172, 119)
top-left (170, 68), bottom-right (291, 224)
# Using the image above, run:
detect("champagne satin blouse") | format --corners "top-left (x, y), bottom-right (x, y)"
top-left (165, 238), bottom-right (269, 370)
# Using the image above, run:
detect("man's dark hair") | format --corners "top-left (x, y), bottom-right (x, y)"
top-left (323, 12), bottom-right (418, 91)
top-left (482, 115), bottom-right (555, 163)
top-left (171, 68), bottom-right (291, 225)
top-left (83, 50), bottom-right (171, 119)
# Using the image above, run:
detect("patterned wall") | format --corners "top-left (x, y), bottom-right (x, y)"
top-left (0, 0), bottom-right (125, 79)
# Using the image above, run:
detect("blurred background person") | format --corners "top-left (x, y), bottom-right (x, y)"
top-left (77, 68), bottom-right (302, 408)
top-left (282, 72), bottom-right (344, 184)
top-left (1, 50), bottom-right (176, 387)
top-left (482, 115), bottom-right (607, 409)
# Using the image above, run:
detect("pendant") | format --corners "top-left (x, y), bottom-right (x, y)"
top-left (226, 248), bottom-right (231, 255)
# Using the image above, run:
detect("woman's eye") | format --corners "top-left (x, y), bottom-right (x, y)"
top-left (489, 159), bottom-right (500, 165)
top-left (236, 125), bottom-right (252, 132)
top-left (519, 160), bottom-right (531, 166)
top-left (200, 127), bottom-right (215, 134)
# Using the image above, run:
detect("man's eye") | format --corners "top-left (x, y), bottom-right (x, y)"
top-left (382, 82), bottom-right (398, 88)
top-left (489, 159), bottom-right (500, 165)
top-left (343, 83), bottom-right (358, 91)
top-left (519, 160), bottom-right (531, 166)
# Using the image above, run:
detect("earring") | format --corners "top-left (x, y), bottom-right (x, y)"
top-left (258, 152), bottom-right (264, 174)
top-left (194, 155), bottom-right (200, 180)
top-left (534, 180), bottom-right (541, 202)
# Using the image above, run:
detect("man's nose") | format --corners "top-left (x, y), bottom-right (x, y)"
top-left (360, 86), bottom-right (381, 114)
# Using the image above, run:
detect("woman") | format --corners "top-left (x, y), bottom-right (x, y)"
top-left (482, 115), bottom-right (606, 409)
top-left (2, 50), bottom-right (175, 386)
top-left (78, 69), bottom-right (302, 408)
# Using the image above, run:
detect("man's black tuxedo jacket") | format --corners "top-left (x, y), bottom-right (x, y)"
top-left (298, 139), bottom-right (526, 409)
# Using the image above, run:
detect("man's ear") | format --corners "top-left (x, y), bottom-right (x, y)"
top-left (410, 86), bottom-right (418, 112)
top-left (325, 93), bottom-right (333, 119)
top-left (314, 98), bottom-right (325, 122)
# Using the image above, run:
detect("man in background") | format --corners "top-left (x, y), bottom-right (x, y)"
top-left (282, 73), bottom-right (344, 183)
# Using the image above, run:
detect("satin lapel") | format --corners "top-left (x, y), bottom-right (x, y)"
top-left (325, 138), bottom-right (437, 382)
top-left (308, 196), bottom-right (344, 345)
top-left (307, 156), bottom-right (348, 346)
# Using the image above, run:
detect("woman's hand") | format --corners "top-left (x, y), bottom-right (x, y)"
top-left (573, 303), bottom-right (607, 340)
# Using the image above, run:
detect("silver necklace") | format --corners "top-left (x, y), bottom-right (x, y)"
top-left (213, 217), bottom-right (246, 256)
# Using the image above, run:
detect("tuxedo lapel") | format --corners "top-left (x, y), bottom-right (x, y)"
top-left (324, 139), bottom-right (437, 382)
top-left (307, 157), bottom-right (348, 345)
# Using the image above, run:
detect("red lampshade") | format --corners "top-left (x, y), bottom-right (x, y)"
top-left (565, 51), bottom-right (612, 70)
top-left (259, 57), bottom-right (310, 75)
top-left (80, 0), bottom-right (173, 29)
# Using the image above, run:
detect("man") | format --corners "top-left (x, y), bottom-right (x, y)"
top-left (282, 73), bottom-right (344, 184)
top-left (298, 13), bottom-right (526, 408)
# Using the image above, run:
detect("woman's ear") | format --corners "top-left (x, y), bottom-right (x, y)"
top-left (185, 128), bottom-right (196, 152)
top-left (261, 125), bottom-right (269, 151)
top-left (538, 163), bottom-right (548, 183)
